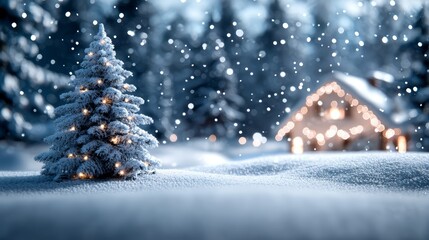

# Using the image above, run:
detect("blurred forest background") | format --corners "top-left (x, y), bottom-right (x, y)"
top-left (0, 0), bottom-right (428, 151)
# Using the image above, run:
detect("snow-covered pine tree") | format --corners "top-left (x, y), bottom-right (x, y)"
top-left (400, 6), bottom-right (429, 151)
top-left (35, 24), bottom-right (160, 181)
top-left (186, 17), bottom-right (244, 140)
top-left (0, 0), bottom-right (68, 141)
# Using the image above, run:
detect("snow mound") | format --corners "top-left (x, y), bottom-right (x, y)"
top-left (1, 153), bottom-right (429, 240)
top-left (193, 152), bottom-right (429, 190)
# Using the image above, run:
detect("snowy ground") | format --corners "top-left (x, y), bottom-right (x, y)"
top-left (0, 150), bottom-right (428, 240)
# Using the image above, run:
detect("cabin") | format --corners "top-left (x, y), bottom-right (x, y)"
top-left (276, 72), bottom-right (413, 153)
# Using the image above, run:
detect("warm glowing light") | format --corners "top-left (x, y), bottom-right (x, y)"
top-left (337, 130), bottom-right (350, 140)
top-left (88, 52), bottom-right (93, 57)
top-left (102, 98), bottom-right (111, 104)
top-left (127, 116), bottom-right (133, 120)
top-left (316, 133), bottom-right (325, 142)
top-left (105, 62), bottom-right (111, 67)
top-left (80, 87), bottom-right (88, 93)
top-left (67, 153), bottom-right (74, 158)
top-left (123, 84), bottom-right (129, 89)
top-left (78, 172), bottom-right (86, 179)
top-left (169, 134), bottom-right (178, 142)
top-left (397, 135), bottom-right (407, 153)
top-left (376, 124), bottom-right (386, 132)
top-left (111, 136), bottom-right (120, 144)
top-left (119, 170), bottom-right (125, 176)
top-left (69, 126), bottom-right (76, 131)
top-left (124, 98), bottom-right (130, 103)
top-left (328, 107), bottom-right (345, 120)
top-left (209, 134), bottom-right (217, 142)
top-left (83, 155), bottom-right (89, 161)
top-left (115, 162), bottom-right (121, 168)
top-left (325, 125), bottom-right (338, 138)
top-left (100, 124), bottom-right (106, 130)
top-left (97, 79), bottom-right (103, 84)
top-left (295, 113), bottom-right (303, 121)
top-left (127, 139), bottom-right (132, 144)
top-left (238, 137), bottom-right (247, 145)
top-left (82, 109), bottom-right (89, 115)
top-left (275, 135), bottom-right (283, 142)
top-left (100, 39), bottom-right (105, 45)
top-left (384, 129), bottom-right (395, 139)
top-left (291, 137), bottom-right (304, 154)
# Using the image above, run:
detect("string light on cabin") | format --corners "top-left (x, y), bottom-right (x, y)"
top-left (276, 81), bottom-right (402, 151)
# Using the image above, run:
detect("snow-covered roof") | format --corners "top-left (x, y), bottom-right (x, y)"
top-left (283, 72), bottom-right (412, 130)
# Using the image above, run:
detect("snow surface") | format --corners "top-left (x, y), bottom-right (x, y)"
top-left (0, 152), bottom-right (428, 240)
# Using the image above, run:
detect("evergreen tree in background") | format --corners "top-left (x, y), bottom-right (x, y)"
top-left (253, 0), bottom-right (304, 134)
top-left (105, 0), bottom-right (160, 136)
top-left (159, 15), bottom-right (193, 139)
top-left (0, 0), bottom-right (68, 141)
top-left (401, 7), bottom-right (429, 150)
top-left (186, 18), bottom-right (244, 139)
top-left (36, 24), bottom-right (159, 181)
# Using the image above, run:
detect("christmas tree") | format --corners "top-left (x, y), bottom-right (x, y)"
top-left (35, 24), bottom-right (160, 181)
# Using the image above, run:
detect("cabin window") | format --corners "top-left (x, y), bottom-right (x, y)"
top-left (322, 101), bottom-right (347, 120)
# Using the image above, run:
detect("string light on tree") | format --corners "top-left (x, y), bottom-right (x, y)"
top-left (35, 23), bottom-right (160, 181)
